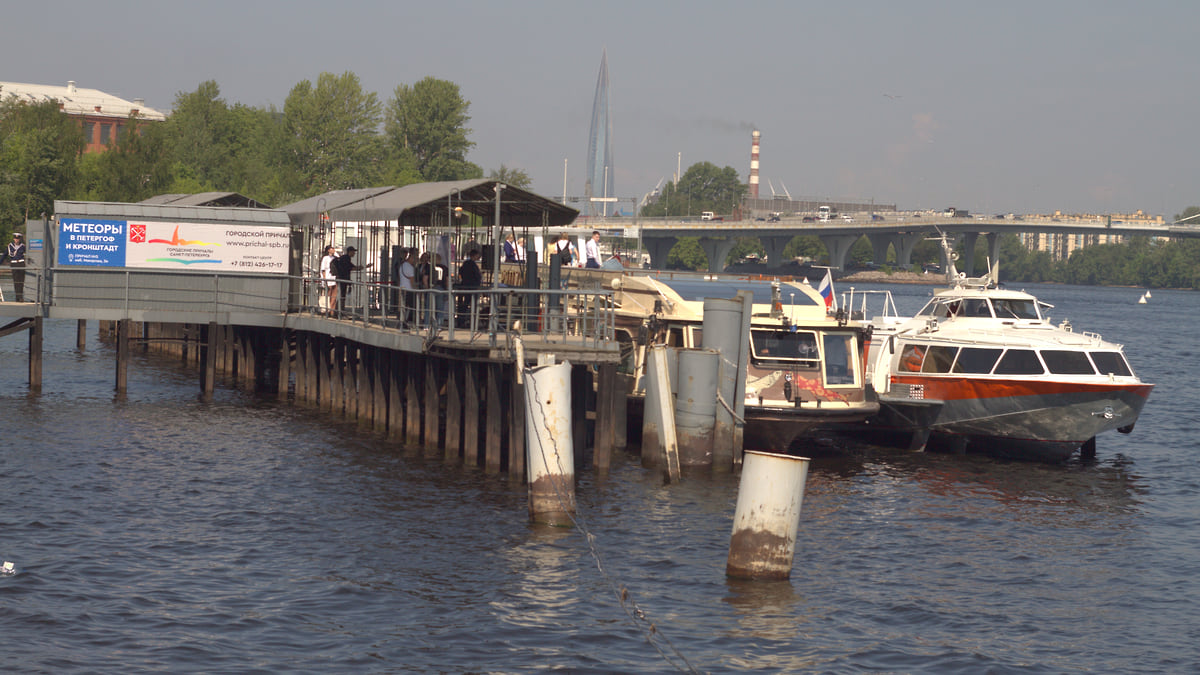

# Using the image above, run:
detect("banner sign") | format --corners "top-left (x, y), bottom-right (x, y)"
top-left (57, 218), bottom-right (289, 274)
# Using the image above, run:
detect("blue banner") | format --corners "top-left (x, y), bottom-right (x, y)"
top-left (58, 218), bottom-right (127, 267)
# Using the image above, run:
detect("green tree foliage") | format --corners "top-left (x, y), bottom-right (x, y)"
top-left (280, 72), bottom-right (385, 196)
top-left (664, 237), bottom-right (708, 270)
top-left (782, 235), bottom-right (828, 264)
top-left (640, 162), bottom-right (747, 218)
top-left (488, 164), bottom-right (531, 189)
top-left (81, 117), bottom-right (173, 202)
top-left (385, 77), bottom-right (481, 182)
top-left (0, 97), bottom-right (85, 234)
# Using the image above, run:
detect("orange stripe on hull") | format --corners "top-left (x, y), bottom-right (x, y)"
top-left (889, 376), bottom-right (1154, 402)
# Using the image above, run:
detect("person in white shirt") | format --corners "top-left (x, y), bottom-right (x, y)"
top-left (515, 237), bottom-right (527, 263)
top-left (398, 248), bottom-right (417, 324)
top-left (585, 230), bottom-right (601, 268)
top-left (319, 245), bottom-right (337, 313)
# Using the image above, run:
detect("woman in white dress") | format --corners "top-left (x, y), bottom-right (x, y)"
top-left (319, 245), bottom-right (337, 313)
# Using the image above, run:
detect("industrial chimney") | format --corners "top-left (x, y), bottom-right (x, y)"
top-left (749, 130), bottom-right (760, 199)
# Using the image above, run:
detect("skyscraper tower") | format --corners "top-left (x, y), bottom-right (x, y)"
top-left (585, 49), bottom-right (614, 216)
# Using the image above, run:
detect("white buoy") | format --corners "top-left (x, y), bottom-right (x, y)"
top-left (524, 360), bottom-right (576, 526)
top-left (726, 451), bottom-right (811, 580)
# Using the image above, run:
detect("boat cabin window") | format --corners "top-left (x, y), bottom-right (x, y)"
top-left (920, 346), bottom-right (958, 373)
top-left (751, 329), bottom-right (819, 363)
top-left (1042, 350), bottom-right (1096, 375)
top-left (962, 299), bottom-right (993, 317)
top-left (993, 298), bottom-right (1040, 320)
top-left (953, 347), bottom-right (1003, 373)
top-left (666, 327), bottom-right (687, 348)
top-left (1090, 351), bottom-right (1133, 377)
top-left (993, 349), bottom-right (1045, 375)
top-left (898, 343), bottom-right (925, 372)
top-left (823, 333), bottom-right (857, 385)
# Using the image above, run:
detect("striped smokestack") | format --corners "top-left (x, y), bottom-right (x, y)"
top-left (749, 130), bottom-right (760, 199)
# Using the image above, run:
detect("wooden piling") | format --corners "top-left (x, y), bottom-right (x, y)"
top-left (463, 361), bottom-right (481, 467)
top-left (445, 360), bottom-right (463, 463)
top-left (423, 358), bottom-right (442, 454)
top-left (405, 354), bottom-right (422, 447)
top-left (29, 315), bottom-right (43, 391)
top-left (485, 362), bottom-right (503, 473)
top-left (116, 319), bottom-right (130, 394)
top-left (201, 321), bottom-right (216, 398)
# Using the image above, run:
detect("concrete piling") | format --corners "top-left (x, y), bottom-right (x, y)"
top-left (524, 360), bottom-right (576, 526)
top-left (726, 450), bottom-right (811, 580)
top-left (674, 348), bottom-right (720, 467)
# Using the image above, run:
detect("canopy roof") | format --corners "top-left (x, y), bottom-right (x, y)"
top-left (312, 180), bottom-right (578, 229)
top-left (140, 192), bottom-right (270, 208)
top-left (278, 187), bottom-right (398, 228)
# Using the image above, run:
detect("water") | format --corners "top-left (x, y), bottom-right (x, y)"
top-left (2, 282), bottom-right (1197, 673)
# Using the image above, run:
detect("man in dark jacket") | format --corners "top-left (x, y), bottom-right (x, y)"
top-left (3, 232), bottom-right (27, 302)
top-left (334, 247), bottom-right (370, 315)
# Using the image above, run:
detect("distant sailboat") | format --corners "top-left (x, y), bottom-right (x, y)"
top-left (1145, 290), bottom-right (1152, 299)
top-left (1138, 292), bottom-right (1148, 304)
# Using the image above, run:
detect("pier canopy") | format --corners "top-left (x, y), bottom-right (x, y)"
top-left (322, 179), bottom-right (578, 229)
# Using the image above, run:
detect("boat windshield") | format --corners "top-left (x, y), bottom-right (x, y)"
top-left (992, 298), bottom-right (1040, 320)
top-left (823, 333), bottom-right (857, 385)
top-left (918, 296), bottom-right (1040, 320)
top-left (750, 329), bottom-right (819, 363)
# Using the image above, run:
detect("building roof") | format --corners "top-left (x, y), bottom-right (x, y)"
top-left (278, 186), bottom-right (400, 228)
top-left (54, 200), bottom-right (289, 226)
top-left (0, 80), bottom-right (167, 121)
top-left (320, 179), bottom-right (579, 229)
top-left (140, 192), bottom-right (271, 208)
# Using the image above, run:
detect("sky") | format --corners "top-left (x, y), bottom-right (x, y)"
top-left (3, 0), bottom-right (1197, 217)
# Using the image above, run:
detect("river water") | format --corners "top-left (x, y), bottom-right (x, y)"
top-left (1, 282), bottom-right (1197, 673)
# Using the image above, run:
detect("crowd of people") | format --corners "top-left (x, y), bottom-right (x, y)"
top-left (315, 232), bottom-right (607, 324)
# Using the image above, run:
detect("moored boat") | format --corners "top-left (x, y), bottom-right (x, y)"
top-left (854, 240), bottom-right (1153, 462)
top-left (600, 272), bottom-right (879, 456)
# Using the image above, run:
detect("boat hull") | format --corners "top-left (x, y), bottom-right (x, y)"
top-left (743, 402), bottom-right (880, 454)
top-left (881, 375), bottom-right (1153, 461)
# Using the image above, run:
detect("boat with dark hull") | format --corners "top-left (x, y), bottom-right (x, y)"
top-left (855, 244), bottom-right (1152, 462)
top-left (602, 272), bottom-right (879, 455)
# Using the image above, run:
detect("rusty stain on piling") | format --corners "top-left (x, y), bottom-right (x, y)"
top-left (726, 527), bottom-right (794, 580)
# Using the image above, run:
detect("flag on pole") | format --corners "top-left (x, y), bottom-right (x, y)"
top-left (818, 269), bottom-right (837, 311)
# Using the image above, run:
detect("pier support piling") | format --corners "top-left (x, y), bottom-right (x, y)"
top-left (726, 450), bottom-right (810, 580)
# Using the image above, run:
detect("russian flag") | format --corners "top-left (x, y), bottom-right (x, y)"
top-left (818, 269), bottom-right (837, 311)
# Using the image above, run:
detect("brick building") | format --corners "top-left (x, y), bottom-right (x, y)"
top-left (0, 80), bottom-right (167, 153)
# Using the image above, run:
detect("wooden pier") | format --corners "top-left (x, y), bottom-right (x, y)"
top-left (81, 314), bottom-right (626, 479)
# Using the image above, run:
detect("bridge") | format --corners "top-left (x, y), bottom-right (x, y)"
top-left (583, 214), bottom-right (1200, 275)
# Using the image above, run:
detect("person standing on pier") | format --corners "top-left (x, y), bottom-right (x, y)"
top-left (319, 244), bottom-right (337, 314)
top-left (585, 230), bottom-right (602, 268)
top-left (398, 248), bottom-right (417, 325)
top-left (503, 233), bottom-right (518, 263)
top-left (334, 246), bottom-right (370, 316)
top-left (3, 232), bottom-right (26, 302)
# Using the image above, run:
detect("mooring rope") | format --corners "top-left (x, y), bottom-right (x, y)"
top-left (525, 365), bottom-right (701, 674)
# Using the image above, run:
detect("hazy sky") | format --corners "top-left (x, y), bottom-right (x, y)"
top-left (4, 1), bottom-right (1196, 216)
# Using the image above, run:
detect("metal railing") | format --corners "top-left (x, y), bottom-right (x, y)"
top-left (293, 273), bottom-right (615, 348)
top-left (2, 266), bottom-right (616, 348)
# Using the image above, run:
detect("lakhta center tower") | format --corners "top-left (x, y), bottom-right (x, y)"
top-left (585, 49), bottom-right (614, 216)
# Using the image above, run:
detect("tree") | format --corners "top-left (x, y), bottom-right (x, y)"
top-left (488, 164), bottom-right (531, 189)
top-left (0, 98), bottom-right (86, 234)
top-left (639, 161), bottom-right (746, 218)
top-left (385, 77), bottom-right (481, 182)
top-left (163, 81), bottom-right (240, 191)
top-left (279, 71), bottom-right (385, 196)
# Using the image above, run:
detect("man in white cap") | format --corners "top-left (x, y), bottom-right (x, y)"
top-left (3, 232), bottom-right (26, 302)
